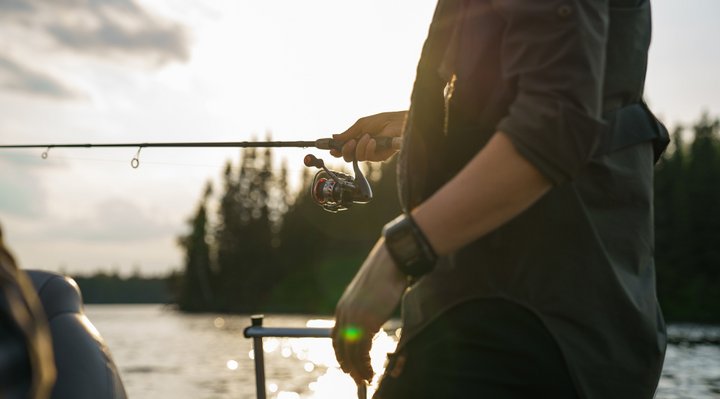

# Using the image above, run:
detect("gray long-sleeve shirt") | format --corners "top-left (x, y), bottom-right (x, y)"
top-left (397, 0), bottom-right (668, 398)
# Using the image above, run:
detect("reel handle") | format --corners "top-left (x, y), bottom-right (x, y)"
top-left (314, 137), bottom-right (402, 152)
top-left (304, 154), bottom-right (344, 185)
top-left (303, 154), bottom-right (325, 169)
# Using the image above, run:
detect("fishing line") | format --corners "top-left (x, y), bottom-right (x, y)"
top-left (1, 152), bottom-right (226, 170)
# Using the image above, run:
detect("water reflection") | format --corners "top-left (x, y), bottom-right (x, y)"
top-left (658, 344), bottom-right (720, 399)
top-left (85, 305), bottom-right (720, 399)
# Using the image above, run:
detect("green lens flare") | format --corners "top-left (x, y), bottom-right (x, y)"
top-left (343, 326), bottom-right (363, 343)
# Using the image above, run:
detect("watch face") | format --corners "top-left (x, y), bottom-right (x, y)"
top-left (393, 232), bottom-right (421, 262)
top-left (392, 230), bottom-right (420, 264)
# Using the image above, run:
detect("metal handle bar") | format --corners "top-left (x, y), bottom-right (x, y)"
top-left (243, 315), bottom-right (367, 399)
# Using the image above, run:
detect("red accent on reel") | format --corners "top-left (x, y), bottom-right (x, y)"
top-left (313, 177), bottom-right (329, 204)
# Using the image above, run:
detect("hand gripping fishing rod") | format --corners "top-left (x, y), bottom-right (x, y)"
top-left (0, 137), bottom-right (402, 213)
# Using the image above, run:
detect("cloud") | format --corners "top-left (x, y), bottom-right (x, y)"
top-left (0, 153), bottom-right (60, 217)
top-left (0, 55), bottom-right (80, 99)
top-left (0, 177), bottom-right (46, 217)
top-left (0, 0), bottom-right (189, 65)
top-left (0, 0), bottom-right (34, 13)
top-left (0, 0), bottom-right (190, 98)
top-left (42, 198), bottom-right (180, 242)
top-left (44, 6), bottom-right (189, 64)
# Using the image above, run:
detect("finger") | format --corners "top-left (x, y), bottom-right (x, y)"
top-left (347, 336), bottom-right (374, 383)
top-left (342, 139), bottom-right (357, 163)
top-left (355, 134), bottom-right (371, 162)
top-left (329, 148), bottom-right (342, 158)
top-left (338, 324), bottom-right (372, 381)
top-left (334, 323), bottom-right (365, 376)
top-left (365, 137), bottom-right (378, 161)
top-left (336, 325), bottom-right (356, 374)
top-left (331, 325), bottom-right (347, 371)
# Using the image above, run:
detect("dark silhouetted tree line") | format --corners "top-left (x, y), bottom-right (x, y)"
top-left (655, 112), bottom-right (720, 322)
top-left (73, 271), bottom-right (173, 304)
top-left (176, 140), bottom-right (401, 313)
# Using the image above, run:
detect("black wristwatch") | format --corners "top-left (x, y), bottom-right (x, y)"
top-left (382, 214), bottom-right (437, 277)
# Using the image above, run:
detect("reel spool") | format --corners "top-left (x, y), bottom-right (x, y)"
top-left (304, 154), bottom-right (372, 213)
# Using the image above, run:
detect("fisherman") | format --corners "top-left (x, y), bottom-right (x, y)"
top-left (331, 0), bottom-right (668, 398)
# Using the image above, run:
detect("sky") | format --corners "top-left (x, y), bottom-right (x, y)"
top-left (0, 0), bottom-right (718, 276)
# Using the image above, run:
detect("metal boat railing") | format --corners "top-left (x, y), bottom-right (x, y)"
top-left (244, 315), bottom-right (367, 399)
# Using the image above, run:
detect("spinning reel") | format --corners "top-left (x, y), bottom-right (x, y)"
top-left (303, 154), bottom-right (372, 213)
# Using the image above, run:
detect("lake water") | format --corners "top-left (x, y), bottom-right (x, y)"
top-left (84, 305), bottom-right (720, 399)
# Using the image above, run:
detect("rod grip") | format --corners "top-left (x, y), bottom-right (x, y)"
top-left (315, 137), bottom-right (402, 152)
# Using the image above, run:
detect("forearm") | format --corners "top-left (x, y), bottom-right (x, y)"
top-left (411, 132), bottom-right (552, 256)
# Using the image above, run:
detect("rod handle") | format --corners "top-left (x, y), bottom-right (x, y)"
top-left (315, 137), bottom-right (402, 152)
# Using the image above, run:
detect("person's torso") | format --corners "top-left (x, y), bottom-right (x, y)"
top-left (396, 1), bottom-right (667, 398)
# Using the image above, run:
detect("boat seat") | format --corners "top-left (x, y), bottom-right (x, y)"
top-left (27, 270), bottom-right (127, 399)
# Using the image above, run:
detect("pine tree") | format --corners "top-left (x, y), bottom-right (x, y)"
top-left (215, 160), bottom-right (243, 310)
top-left (212, 143), bottom-right (285, 312)
top-left (177, 182), bottom-right (213, 311)
top-left (655, 113), bottom-right (720, 322)
top-left (684, 114), bottom-right (720, 320)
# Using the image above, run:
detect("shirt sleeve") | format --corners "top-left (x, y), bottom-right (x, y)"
top-left (492, 0), bottom-right (609, 185)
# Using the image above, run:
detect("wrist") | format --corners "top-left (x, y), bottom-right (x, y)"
top-left (378, 240), bottom-right (411, 287)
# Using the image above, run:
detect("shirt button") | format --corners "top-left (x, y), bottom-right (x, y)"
top-left (557, 4), bottom-right (573, 18)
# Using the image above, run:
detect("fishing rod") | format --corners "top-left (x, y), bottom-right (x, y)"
top-left (0, 137), bottom-right (399, 150)
top-left (0, 136), bottom-right (402, 213)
